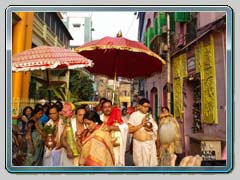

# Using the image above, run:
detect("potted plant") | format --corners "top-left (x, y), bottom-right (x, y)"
top-left (42, 124), bottom-right (56, 150)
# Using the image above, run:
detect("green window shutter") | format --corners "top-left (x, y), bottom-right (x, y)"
top-left (170, 12), bottom-right (175, 31)
top-left (155, 12), bottom-right (175, 33)
top-left (153, 12), bottom-right (167, 36)
top-left (159, 12), bottom-right (167, 26)
top-left (147, 27), bottom-right (155, 47)
top-left (158, 12), bottom-right (167, 35)
top-left (144, 32), bottom-right (148, 47)
top-left (185, 12), bottom-right (190, 21)
top-left (154, 18), bottom-right (158, 35)
top-left (175, 12), bottom-right (185, 22)
top-left (175, 12), bottom-right (190, 22)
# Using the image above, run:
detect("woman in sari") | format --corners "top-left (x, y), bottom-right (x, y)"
top-left (78, 111), bottom-right (114, 166)
top-left (17, 106), bottom-right (33, 136)
top-left (24, 105), bottom-right (45, 166)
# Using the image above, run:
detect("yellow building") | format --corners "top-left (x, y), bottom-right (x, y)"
top-left (118, 80), bottom-right (131, 107)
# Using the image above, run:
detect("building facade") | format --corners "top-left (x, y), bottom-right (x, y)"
top-left (138, 12), bottom-right (226, 157)
top-left (94, 75), bottom-right (131, 107)
top-left (61, 12), bottom-right (94, 48)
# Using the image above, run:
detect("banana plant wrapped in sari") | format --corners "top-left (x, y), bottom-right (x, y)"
top-left (158, 114), bottom-right (182, 166)
top-left (79, 125), bottom-right (114, 166)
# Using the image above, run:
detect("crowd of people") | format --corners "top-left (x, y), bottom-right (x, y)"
top-left (12, 98), bottom-right (202, 167)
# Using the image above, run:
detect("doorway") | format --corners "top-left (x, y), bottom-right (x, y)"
top-left (183, 73), bottom-right (201, 154)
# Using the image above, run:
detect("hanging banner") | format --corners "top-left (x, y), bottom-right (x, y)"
top-left (173, 53), bottom-right (187, 118)
top-left (199, 35), bottom-right (218, 124)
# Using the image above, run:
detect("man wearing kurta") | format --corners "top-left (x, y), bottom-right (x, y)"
top-left (128, 98), bottom-right (158, 166)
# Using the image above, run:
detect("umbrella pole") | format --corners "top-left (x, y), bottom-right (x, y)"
top-left (112, 72), bottom-right (117, 105)
top-left (46, 69), bottom-right (51, 103)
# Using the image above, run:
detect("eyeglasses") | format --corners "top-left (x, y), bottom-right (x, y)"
top-left (142, 105), bottom-right (150, 108)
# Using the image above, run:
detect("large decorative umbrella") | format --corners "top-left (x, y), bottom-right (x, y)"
top-left (75, 32), bottom-right (165, 79)
top-left (12, 45), bottom-right (93, 72)
top-left (75, 32), bottom-right (166, 102)
top-left (12, 45), bottom-right (93, 101)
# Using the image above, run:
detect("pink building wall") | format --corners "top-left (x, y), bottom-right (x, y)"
top-left (201, 30), bottom-right (226, 141)
top-left (144, 12), bottom-right (155, 28)
top-left (144, 63), bottom-right (168, 117)
top-left (175, 22), bottom-right (187, 47)
top-left (145, 73), bottom-right (161, 116)
top-left (183, 30), bottom-right (226, 154)
top-left (198, 12), bottom-right (226, 29)
top-left (182, 79), bottom-right (194, 154)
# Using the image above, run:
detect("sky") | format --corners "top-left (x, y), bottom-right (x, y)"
top-left (63, 11), bottom-right (140, 45)
top-left (91, 12), bottom-right (139, 41)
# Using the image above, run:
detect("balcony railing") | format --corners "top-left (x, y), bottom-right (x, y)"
top-left (33, 13), bottom-right (64, 47)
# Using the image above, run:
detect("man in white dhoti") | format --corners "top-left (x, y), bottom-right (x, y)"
top-left (128, 98), bottom-right (158, 166)
top-left (43, 105), bottom-right (65, 166)
top-left (100, 100), bottom-right (128, 166)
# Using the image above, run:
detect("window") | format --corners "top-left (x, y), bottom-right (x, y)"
top-left (186, 15), bottom-right (197, 43)
top-left (50, 15), bottom-right (56, 33)
top-left (73, 23), bottom-right (81, 31)
top-left (54, 20), bottom-right (57, 34)
top-left (57, 26), bottom-right (61, 40)
top-left (36, 12), bottom-right (44, 21)
top-left (73, 23), bottom-right (81, 28)
top-left (45, 13), bottom-right (51, 27)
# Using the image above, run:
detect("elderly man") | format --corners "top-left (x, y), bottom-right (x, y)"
top-left (128, 98), bottom-right (158, 166)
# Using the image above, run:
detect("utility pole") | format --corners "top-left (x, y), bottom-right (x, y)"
top-left (166, 12), bottom-right (171, 112)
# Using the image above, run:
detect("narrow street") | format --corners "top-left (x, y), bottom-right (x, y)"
top-left (8, 8), bottom-right (231, 172)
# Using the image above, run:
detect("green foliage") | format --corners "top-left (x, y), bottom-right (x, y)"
top-left (69, 70), bottom-right (94, 101)
top-left (42, 124), bottom-right (56, 135)
top-left (29, 69), bottom-right (94, 102)
top-left (51, 86), bottom-right (78, 103)
top-left (29, 76), bottom-right (62, 100)
top-left (29, 76), bottom-right (37, 99)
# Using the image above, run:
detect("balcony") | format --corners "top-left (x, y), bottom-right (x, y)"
top-left (33, 13), bottom-right (65, 47)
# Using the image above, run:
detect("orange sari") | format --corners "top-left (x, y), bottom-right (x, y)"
top-left (79, 125), bottom-right (114, 166)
